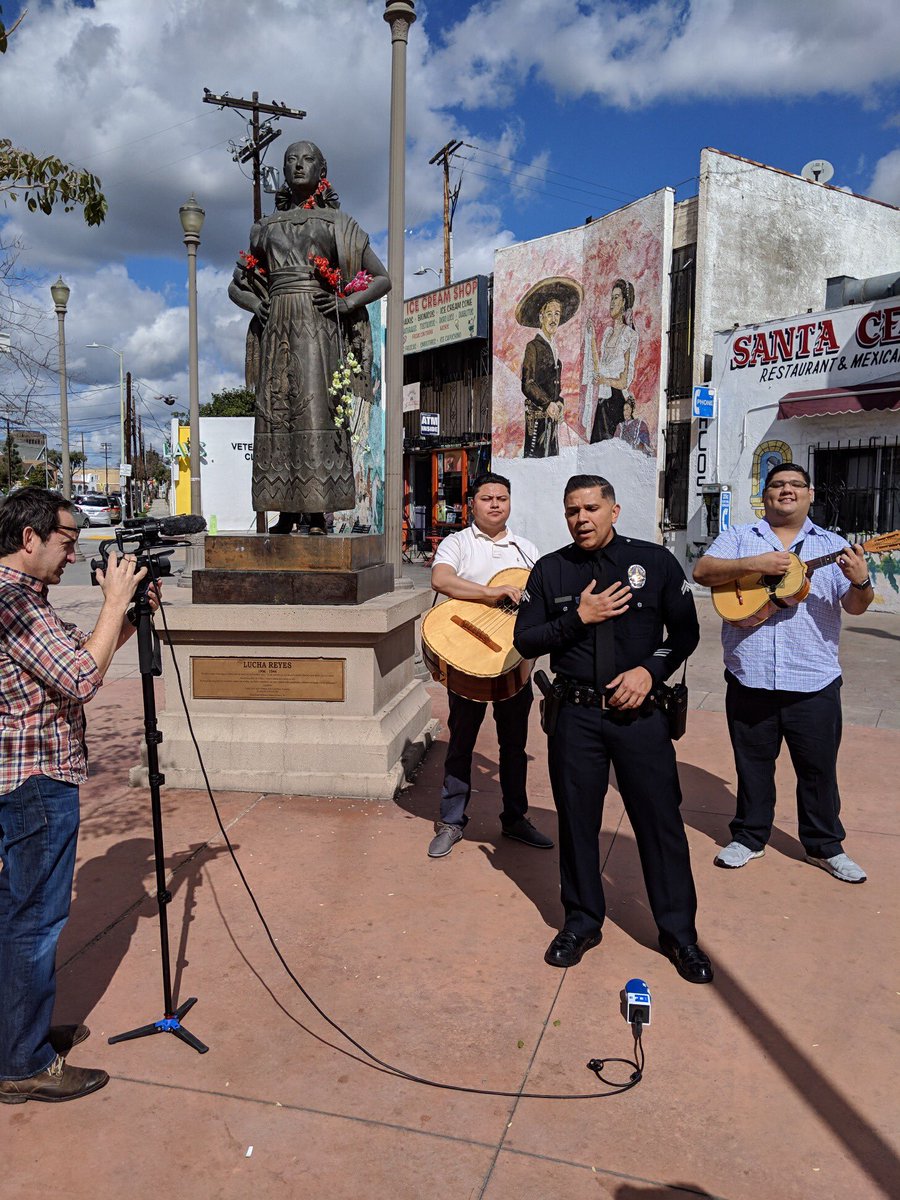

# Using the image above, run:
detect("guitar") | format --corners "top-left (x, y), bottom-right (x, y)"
top-left (421, 567), bottom-right (533, 702)
top-left (711, 530), bottom-right (900, 628)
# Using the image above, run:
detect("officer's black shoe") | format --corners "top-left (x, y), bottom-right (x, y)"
top-left (544, 929), bottom-right (602, 968)
top-left (659, 938), bottom-right (714, 984)
top-left (501, 816), bottom-right (554, 849)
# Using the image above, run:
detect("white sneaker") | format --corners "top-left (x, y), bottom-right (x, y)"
top-left (714, 841), bottom-right (765, 869)
top-left (806, 852), bottom-right (867, 884)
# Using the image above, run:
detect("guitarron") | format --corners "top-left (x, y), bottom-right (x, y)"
top-left (421, 567), bottom-right (532, 702)
top-left (711, 530), bottom-right (900, 628)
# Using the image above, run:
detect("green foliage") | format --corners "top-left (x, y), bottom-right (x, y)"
top-left (0, 433), bottom-right (24, 489)
top-left (0, 14), bottom-right (108, 226)
top-left (0, 139), bottom-right (108, 226)
top-left (199, 387), bottom-right (256, 418)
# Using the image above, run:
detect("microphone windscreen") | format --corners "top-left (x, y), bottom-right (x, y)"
top-left (159, 514), bottom-right (207, 536)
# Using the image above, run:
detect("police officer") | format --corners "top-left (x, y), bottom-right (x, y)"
top-left (514, 475), bottom-right (713, 983)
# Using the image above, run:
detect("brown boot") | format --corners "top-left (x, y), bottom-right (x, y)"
top-left (49, 1024), bottom-right (90, 1055)
top-left (0, 1054), bottom-right (109, 1104)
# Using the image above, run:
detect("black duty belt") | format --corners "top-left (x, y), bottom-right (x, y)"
top-left (557, 679), bottom-right (611, 708)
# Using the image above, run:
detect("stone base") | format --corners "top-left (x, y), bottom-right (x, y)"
top-left (193, 563), bottom-right (394, 605)
top-left (132, 588), bottom-right (439, 800)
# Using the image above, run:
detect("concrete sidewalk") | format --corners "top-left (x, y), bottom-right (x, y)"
top-left (3, 642), bottom-right (899, 1197)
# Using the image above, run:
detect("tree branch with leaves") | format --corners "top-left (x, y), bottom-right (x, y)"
top-left (0, 8), bottom-right (107, 226)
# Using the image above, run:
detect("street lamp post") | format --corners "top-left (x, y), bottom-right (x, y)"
top-left (383, 0), bottom-right (416, 584)
top-left (86, 342), bottom-right (125, 496)
top-left (178, 194), bottom-right (205, 588)
top-left (50, 276), bottom-right (71, 498)
top-left (179, 195), bottom-right (204, 516)
top-left (414, 266), bottom-right (443, 284)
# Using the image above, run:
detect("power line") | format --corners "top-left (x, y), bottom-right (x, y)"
top-left (460, 142), bottom-right (638, 202)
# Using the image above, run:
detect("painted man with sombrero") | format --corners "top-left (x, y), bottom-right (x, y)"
top-left (516, 277), bottom-right (582, 459)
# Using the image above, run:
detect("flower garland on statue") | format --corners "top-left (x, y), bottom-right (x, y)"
top-left (236, 250), bottom-right (267, 301)
top-left (302, 178), bottom-right (332, 209)
top-left (308, 253), bottom-right (373, 439)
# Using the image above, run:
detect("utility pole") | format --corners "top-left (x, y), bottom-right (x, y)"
top-left (101, 442), bottom-right (110, 490)
top-left (80, 432), bottom-right (86, 492)
top-left (202, 89), bottom-right (306, 222)
top-left (5, 418), bottom-right (11, 491)
top-left (125, 371), bottom-right (133, 518)
top-left (428, 139), bottom-right (462, 285)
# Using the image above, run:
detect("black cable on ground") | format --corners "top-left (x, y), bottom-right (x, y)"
top-left (149, 564), bottom-right (644, 1101)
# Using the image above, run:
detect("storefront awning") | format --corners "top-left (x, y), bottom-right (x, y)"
top-left (777, 379), bottom-right (900, 419)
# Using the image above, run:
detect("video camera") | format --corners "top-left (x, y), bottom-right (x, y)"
top-left (90, 515), bottom-right (206, 587)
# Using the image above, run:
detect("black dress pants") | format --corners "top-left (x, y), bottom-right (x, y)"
top-left (440, 684), bottom-right (533, 829)
top-left (725, 673), bottom-right (845, 858)
top-left (547, 702), bottom-right (698, 946)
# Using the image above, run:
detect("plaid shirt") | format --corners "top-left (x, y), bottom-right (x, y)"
top-left (0, 564), bottom-right (103, 791)
top-left (704, 518), bottom-right (851, 692)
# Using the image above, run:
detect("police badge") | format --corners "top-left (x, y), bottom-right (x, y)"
top-left (627, 564), bottom-right (647, 589)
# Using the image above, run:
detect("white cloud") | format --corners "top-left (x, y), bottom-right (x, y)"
top-left (429, 0), bottom-right (900, 108)
top-left (868, 149), bottom-right (900, 206)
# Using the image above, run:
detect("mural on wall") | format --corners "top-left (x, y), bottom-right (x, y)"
top-left (492, 192), bottom-right (671, 549)
top-left (516, 276), bottom-right (583, 458)
top-left (335, 297), bottom-right (386, 533)
top-left (750, 440), bottom-right (792, 515)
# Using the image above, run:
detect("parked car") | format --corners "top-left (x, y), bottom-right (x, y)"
top-left (74, 493), bottom-right (121, 526)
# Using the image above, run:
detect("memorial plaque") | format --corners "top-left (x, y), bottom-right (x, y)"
top-left (192, 656), bottom-right (344, 702)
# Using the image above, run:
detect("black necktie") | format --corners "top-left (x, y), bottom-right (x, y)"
top-left (591, 553), bottom-right (616, 691)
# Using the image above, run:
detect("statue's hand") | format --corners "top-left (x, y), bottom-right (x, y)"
top-left (254, 297), bottom-right (270, 326)
top-left (313, 291), bottom-right (351, 318)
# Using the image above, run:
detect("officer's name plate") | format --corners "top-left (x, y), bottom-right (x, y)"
top-left (191, 656), bottom-right (345, 702)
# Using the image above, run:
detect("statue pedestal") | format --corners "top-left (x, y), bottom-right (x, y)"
top-left (196, 532), bottom-right (393, 605)
top-left (136, 535), bottom-right (438, 799)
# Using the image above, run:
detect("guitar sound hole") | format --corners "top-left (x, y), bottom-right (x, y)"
top-left (760, 574), bottom-right (785, 587)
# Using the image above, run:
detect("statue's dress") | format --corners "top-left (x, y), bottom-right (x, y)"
top-left (241, 206), bottom-right (372, 514)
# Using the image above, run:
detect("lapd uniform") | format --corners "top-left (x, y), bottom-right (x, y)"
top-left (514, 533), bottom-right (700, 947)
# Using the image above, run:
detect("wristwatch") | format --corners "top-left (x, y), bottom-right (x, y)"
top-left (850, 578), bottom-right (873, 591)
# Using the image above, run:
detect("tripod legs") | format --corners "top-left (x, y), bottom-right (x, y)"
top-left (109, 598), bottom-right (208, 1057)
top-left (109, 997), bottom-right (208, 1053)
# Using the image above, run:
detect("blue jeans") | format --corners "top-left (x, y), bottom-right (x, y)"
top-left (0, 775), bottom-right (80, 1080)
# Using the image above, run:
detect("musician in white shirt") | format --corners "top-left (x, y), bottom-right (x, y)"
top-left (427, 473), bottom-right (551, 858)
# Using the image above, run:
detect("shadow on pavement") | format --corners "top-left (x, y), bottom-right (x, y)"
top-left (676, 761), bottom-right (806, 862)
top-left (57, 838), bottom-right (231, 1025)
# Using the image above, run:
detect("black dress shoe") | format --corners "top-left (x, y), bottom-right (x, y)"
top-left (544, 929), bottom-right (602, 968)
top-left (659, 939), bottom-right (714, 984)
top-left (501, 816), bottom-right (554, 849)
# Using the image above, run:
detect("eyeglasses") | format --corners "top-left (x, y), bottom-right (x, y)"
top-left (766, 481), bottom-right (809, 492)
top-left (53, 524), bottom-right (80, 547)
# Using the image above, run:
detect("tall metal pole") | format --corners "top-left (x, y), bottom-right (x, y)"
top-left (180, 195), bottom-right (204, 516)
top-left (51, 277), bottom-right (71, 498)
top-left (383, 0), bottom-right (416, 584)
top-left (179, 195), bottom-right (206, 588)
top-left (117, 352), bottom-right (125, 493)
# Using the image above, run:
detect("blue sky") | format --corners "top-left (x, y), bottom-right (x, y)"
top-left (1, 0), bottom-right (898, 461)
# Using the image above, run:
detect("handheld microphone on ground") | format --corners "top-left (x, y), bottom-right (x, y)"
top-left (623, 978), bottom-right (652, 1029)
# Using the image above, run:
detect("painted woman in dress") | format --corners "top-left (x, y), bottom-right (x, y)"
top-left (614, 397), bottom-right (653, 455)
top-left (583, 278), bottom-right (638, 443)
top-left (228, 141), bottom-right (390, 533)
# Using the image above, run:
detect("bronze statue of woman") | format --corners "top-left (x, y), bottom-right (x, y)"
top-left (228, 140), bottom-right (391, 534)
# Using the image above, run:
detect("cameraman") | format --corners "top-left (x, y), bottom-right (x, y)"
top-left (0, 487), bottom-right (157, 1104)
